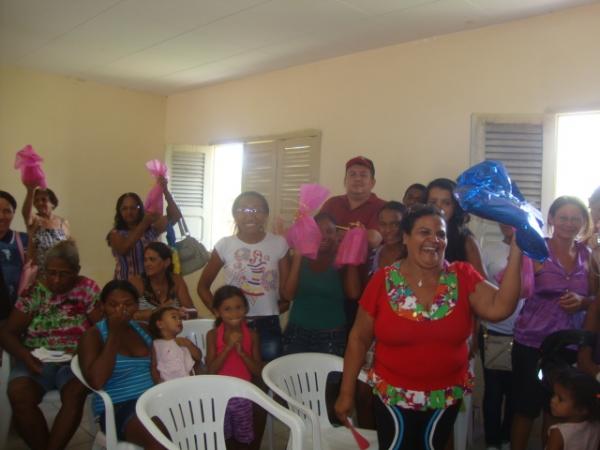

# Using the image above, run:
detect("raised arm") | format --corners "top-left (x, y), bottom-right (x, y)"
top-left (151, 177), bottom-right (182, 233)
top-left (108, 213), bottom-right (159, 256)
top-left (469, 238), bottom-right (522, 322)
top-left (21, 185), bottom-right (37, 228)
top-left (197, 251), bottom-right (224, 310)
top-left (335, 307), bottom-right (374, 424)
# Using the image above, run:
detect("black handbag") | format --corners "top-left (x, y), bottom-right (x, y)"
top-left (174, 217), bottom-right (210, 275)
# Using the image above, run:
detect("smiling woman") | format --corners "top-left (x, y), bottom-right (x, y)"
top-left (128, 242), bottom-right (195, 322)
top-left (510, 195), bottom-right (596, 450)
top-left (335, 204), bottom-right (523, 449)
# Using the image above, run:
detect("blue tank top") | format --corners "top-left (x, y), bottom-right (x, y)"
top-left (93, 319), bottom-right (154, 415)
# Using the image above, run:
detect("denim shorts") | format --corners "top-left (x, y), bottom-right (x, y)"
top-left (9, 359), bottom-right (75, 393)
top-left (247, 315), bottom-right (282, 362)
top-left (282, 323), bottom-right (346, 357)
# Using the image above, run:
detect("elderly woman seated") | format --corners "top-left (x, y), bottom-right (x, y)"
top-left (0, 240), bottom-right (102, 450)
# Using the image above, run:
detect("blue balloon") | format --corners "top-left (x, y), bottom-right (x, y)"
top-left (455, 160), bottom-right (548, 261)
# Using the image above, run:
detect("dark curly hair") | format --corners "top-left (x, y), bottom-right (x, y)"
top-left (113, 192), bottom-right (145, 230)
top-left (552, 367), bottom-right (600, 422)
top-left (99, 279), bottom-right (140, 303)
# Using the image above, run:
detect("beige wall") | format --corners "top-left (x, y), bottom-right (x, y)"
top-left (0, 66), bottom-right (166, 285)
top-left (166, 3), bottom-right (600, 202)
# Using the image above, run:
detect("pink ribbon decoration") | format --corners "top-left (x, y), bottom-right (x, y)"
top-left (14, 145), bottom-right (47, 189)
top-left (144, 159), bottom-right (169, 215)
top-left (286, 184), bottom-right (330, 260)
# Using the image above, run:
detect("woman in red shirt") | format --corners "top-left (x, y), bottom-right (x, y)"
top-left (335, 205), bottom-right (523, 449)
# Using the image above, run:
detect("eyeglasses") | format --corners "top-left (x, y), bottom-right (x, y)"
top-left (235, 207), bottom-right (267, 215)
top-left (45, 269), bottom-right (75, 279)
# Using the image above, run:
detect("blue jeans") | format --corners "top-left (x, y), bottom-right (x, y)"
top-left (9, 359), bottom-right (75, 393)
top-left (282, 323), bottom-right (346, 357)
top-left (247, 315), bottom-right (282, 362)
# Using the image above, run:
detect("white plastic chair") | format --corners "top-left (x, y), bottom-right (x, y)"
top-left (179, 318), bottom-right (214, 363)
top-left (135, 374), bottom-right (306, 450)
top-left (70, 355), bottom-right (142, 450)
top-left (179, 318), bottom-right (276, 450)
top-left (262, 353), bottom-right (378, 450)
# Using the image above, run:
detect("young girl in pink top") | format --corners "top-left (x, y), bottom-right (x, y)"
top-left (206, 285), bottom-right (263, 449)
top-left (546, 368), bottom-right (600, 450)
top-left (149, 306), bottom-right (202, 382)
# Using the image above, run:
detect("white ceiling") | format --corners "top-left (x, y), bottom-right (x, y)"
top-left (1, 0), bottom-right (595, 94)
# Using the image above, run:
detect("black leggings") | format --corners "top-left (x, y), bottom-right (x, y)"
top-left (373, 395), bottom-right (460, 450)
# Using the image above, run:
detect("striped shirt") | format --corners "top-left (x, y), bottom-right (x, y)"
top-left (93, 319), bottom-right (154, 415)
top-left (111, 227), bottom-right (158, 280)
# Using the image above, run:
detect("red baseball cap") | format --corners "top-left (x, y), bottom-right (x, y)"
top-left (345, 156), bottom-right (375, 176)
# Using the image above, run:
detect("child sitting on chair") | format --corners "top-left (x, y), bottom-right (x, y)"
top-left (149, 306), bottom-right (203, 382)
top-left (206, 285), bottom-right (263, 449)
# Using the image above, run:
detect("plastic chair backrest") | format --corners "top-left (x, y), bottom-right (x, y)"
top-left (262, 353), bottom-right (343, 432)
top-left (179, 319), bottom-right (214, 361)
top-left (136, 375), bottom-right (305, 450)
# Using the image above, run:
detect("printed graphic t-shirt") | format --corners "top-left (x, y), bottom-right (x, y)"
top-left (214, 233), bottom-right (288, 316)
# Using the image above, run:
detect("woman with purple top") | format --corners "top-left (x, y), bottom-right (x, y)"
top-left (577, 186), bottom-right (600, 383)
top-left (511, 196), bottom-right (597, 450)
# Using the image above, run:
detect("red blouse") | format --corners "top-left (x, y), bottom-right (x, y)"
top-left (360, 262), bottom-right (483, 392)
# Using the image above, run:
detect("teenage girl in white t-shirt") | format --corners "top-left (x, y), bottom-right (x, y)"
top-left (197, 191), bottom-right (290, 362)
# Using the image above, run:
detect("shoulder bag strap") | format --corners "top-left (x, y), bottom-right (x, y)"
top-left (15, 232), bottom-right (26, 264)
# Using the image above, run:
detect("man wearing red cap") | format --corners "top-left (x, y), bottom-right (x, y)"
top-left (321, 156), bottom-right (386, 248)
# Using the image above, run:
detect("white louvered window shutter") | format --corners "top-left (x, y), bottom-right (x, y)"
top-left (470, 115), bottom-right (545, 246)
top-left (276, 135), bottom-right (321, 224)
top-left (167, 145), bottom-right (211, 243)
top-left (241, 140), bottom-right (278, 212)
top-left (483, 122), bottom-right (543, 209)
top-left (242, 132), bottom-right (321, 225)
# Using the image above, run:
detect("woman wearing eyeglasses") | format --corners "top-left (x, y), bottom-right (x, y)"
top-left (107, 177), bottom-right (181, 280)
top-left (198, 191), bottom-right (290, 362)
top-left (0, 240), bottom-right (103, 450)
top-left (511, 196), bottom-right (596, 450)
top-left (197, 191), bottom-right (289, 450)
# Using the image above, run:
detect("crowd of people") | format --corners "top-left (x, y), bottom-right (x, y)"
top-left (1, 155), bottom-right (599, 450)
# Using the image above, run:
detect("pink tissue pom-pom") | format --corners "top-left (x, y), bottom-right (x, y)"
top-left (14, 145), bottom-right (47, 189)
